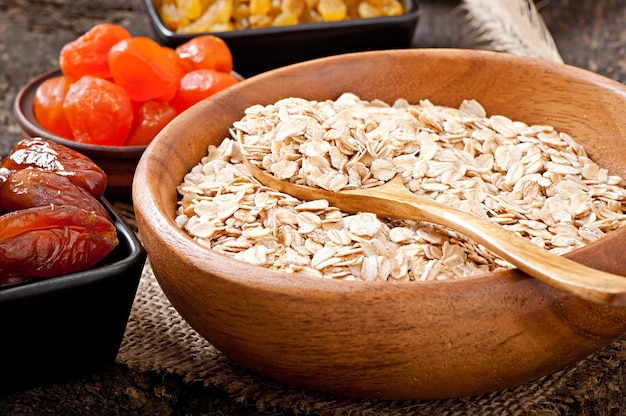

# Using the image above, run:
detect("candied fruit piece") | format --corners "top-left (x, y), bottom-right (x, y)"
top-left (59, 23), bottom-right (131, 79)
top-left (108, 37), bottom-right (184, 102)
top-left (176, 35), bottom-right (234, 73)
top-left (63, 76), bottom-right (133, 146)
top-left (318, 0), bottom-right (347, 21)
top-left (33, 75), bottom-right (75, 139)
top-left (126, 101), bottom-right (178, 146)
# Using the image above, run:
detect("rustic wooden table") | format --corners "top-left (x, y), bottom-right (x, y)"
top-left (0, 0), bottom-right (625, 414)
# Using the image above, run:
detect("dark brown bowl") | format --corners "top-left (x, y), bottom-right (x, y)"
top-left (132, 49), bottom-right (626, 400)
top-left (13, 69), bottom-right (243, 201)
top-left (13, 69), bottom-right (145, 201)
top-left (144, 0), bottom-right (420, 77)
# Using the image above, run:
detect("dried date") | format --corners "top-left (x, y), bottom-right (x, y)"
top-left (0, 205), bottom-right (119, 287)
top-left (0, 168), bottom-right (110, 219)
top-left (0, 138), bottom-right (107, 198)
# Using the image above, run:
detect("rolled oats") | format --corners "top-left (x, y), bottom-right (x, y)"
top-left (176, 93), bottom-right (626, 282)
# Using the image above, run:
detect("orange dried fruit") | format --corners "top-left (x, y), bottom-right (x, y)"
top-left (175, 35), bottom-right (234, 73)
top-left (59, 23), bottom-right (131, 79)
top-left (63, 76), bottom-right (133, 146)
top-left (108, 37), bottom-right (184, 102)
top-left (33, 75), bottom-right (76, 139)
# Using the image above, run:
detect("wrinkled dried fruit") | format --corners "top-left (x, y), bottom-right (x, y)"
top-left (59, 23), bottom-right (132, 79)
top-left (125, 100), bottom-right (178, 146)
top-left (63, 76), bottom-right (134, 146)
top-left (170, 69), bottom-right (238, 112)
top-left (0, 205), bottom-right (118, 286)
top-left (175, 35), bottom-right (233, 73)
top-left (0, 168), bottom-right (110, 220)
top-left (0, 138), bottom-right (107, 198)
top-left (108, 37), bottom-right (184, 102)
top-left (33, 75), bottom-right (76, 139)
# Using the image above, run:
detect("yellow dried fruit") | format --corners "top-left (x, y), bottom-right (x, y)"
top-left (378, 0), bottom-right (403, 16)
top-left (161, 0), bottom-right (405, 32)
top-left (273, 12), bottom-right (299, 26)
top-left (249, 14), bottom-right (273, 28)
top-left (177, 0), bottom-right (234, 33)
top-left (160, 3), bottom-right (190, 30)
top-left (176, 0), bottom-right (203, 20)
top-left (357, 1), bottom-right (379, 18)
top-left (317, 0), bottom-right (347, 21)
top-left (232, 3), bottom-right (251, 21)
top-left (281, 0), bottom-right (305, 17)
top-left (250, 0), bottom-right (271, 15)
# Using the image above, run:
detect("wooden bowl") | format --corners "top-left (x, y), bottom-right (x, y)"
top-left (132, 49), bottom-right (626, 400)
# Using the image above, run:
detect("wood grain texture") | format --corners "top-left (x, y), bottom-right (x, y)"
top-left (133, 49), bottom-right (626, 400)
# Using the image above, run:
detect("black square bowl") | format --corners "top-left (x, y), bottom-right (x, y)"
top-left (144, 0), bottom-right (419, 77)
top-left (0, 200), bottom-right (146, 392)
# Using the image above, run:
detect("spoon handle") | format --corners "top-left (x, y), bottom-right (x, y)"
top-left (345, 179), bottom-right (626, 306)
top-left (240, 156), bottom-right (626, 305)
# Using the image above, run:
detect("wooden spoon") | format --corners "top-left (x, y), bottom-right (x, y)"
top-left (237, 142), bottom-right (626, 306)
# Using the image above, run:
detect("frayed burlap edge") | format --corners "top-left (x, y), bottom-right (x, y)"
top-left (116, 260), bottom-right (626, 415)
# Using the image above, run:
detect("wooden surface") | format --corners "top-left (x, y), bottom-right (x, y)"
top-left (1, 0), bottom-right (626, 414)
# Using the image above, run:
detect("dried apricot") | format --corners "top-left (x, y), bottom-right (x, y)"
top-left (63, 76), bottom-right (133, 146)
top-left (170, 69), bottom-right (238, 112)
top-left (126, 101), bottom-right (178, 146)
top-left (175, 35), bottom-right (233, 73)
top-left (33, 75), bottom-right (76, 139)
top-left (59, 23), bottom-right (131, 79)
top-left (108, 37), bottom-right (184, 102)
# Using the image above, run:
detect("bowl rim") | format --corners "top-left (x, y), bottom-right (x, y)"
top-left (14, 68), bottom-right (245, 158)
top-left (13, 69), bottom-right (147, 156)
top-left (133, 48), bottom-right (626, 296)
top-left (144, 0), bottom-right (420, 41)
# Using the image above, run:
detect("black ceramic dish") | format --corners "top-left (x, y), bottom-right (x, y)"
top-left (0, 199), bottom-right (146, 392)
top-left (144, 0), bottom-right (419, 77)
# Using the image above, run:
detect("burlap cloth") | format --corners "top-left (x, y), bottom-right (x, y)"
top-left (113, 203), bottom-right (626, 415)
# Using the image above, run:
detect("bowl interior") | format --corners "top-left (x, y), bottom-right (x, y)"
top-left (139, 49), bottom-right (626, 213)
